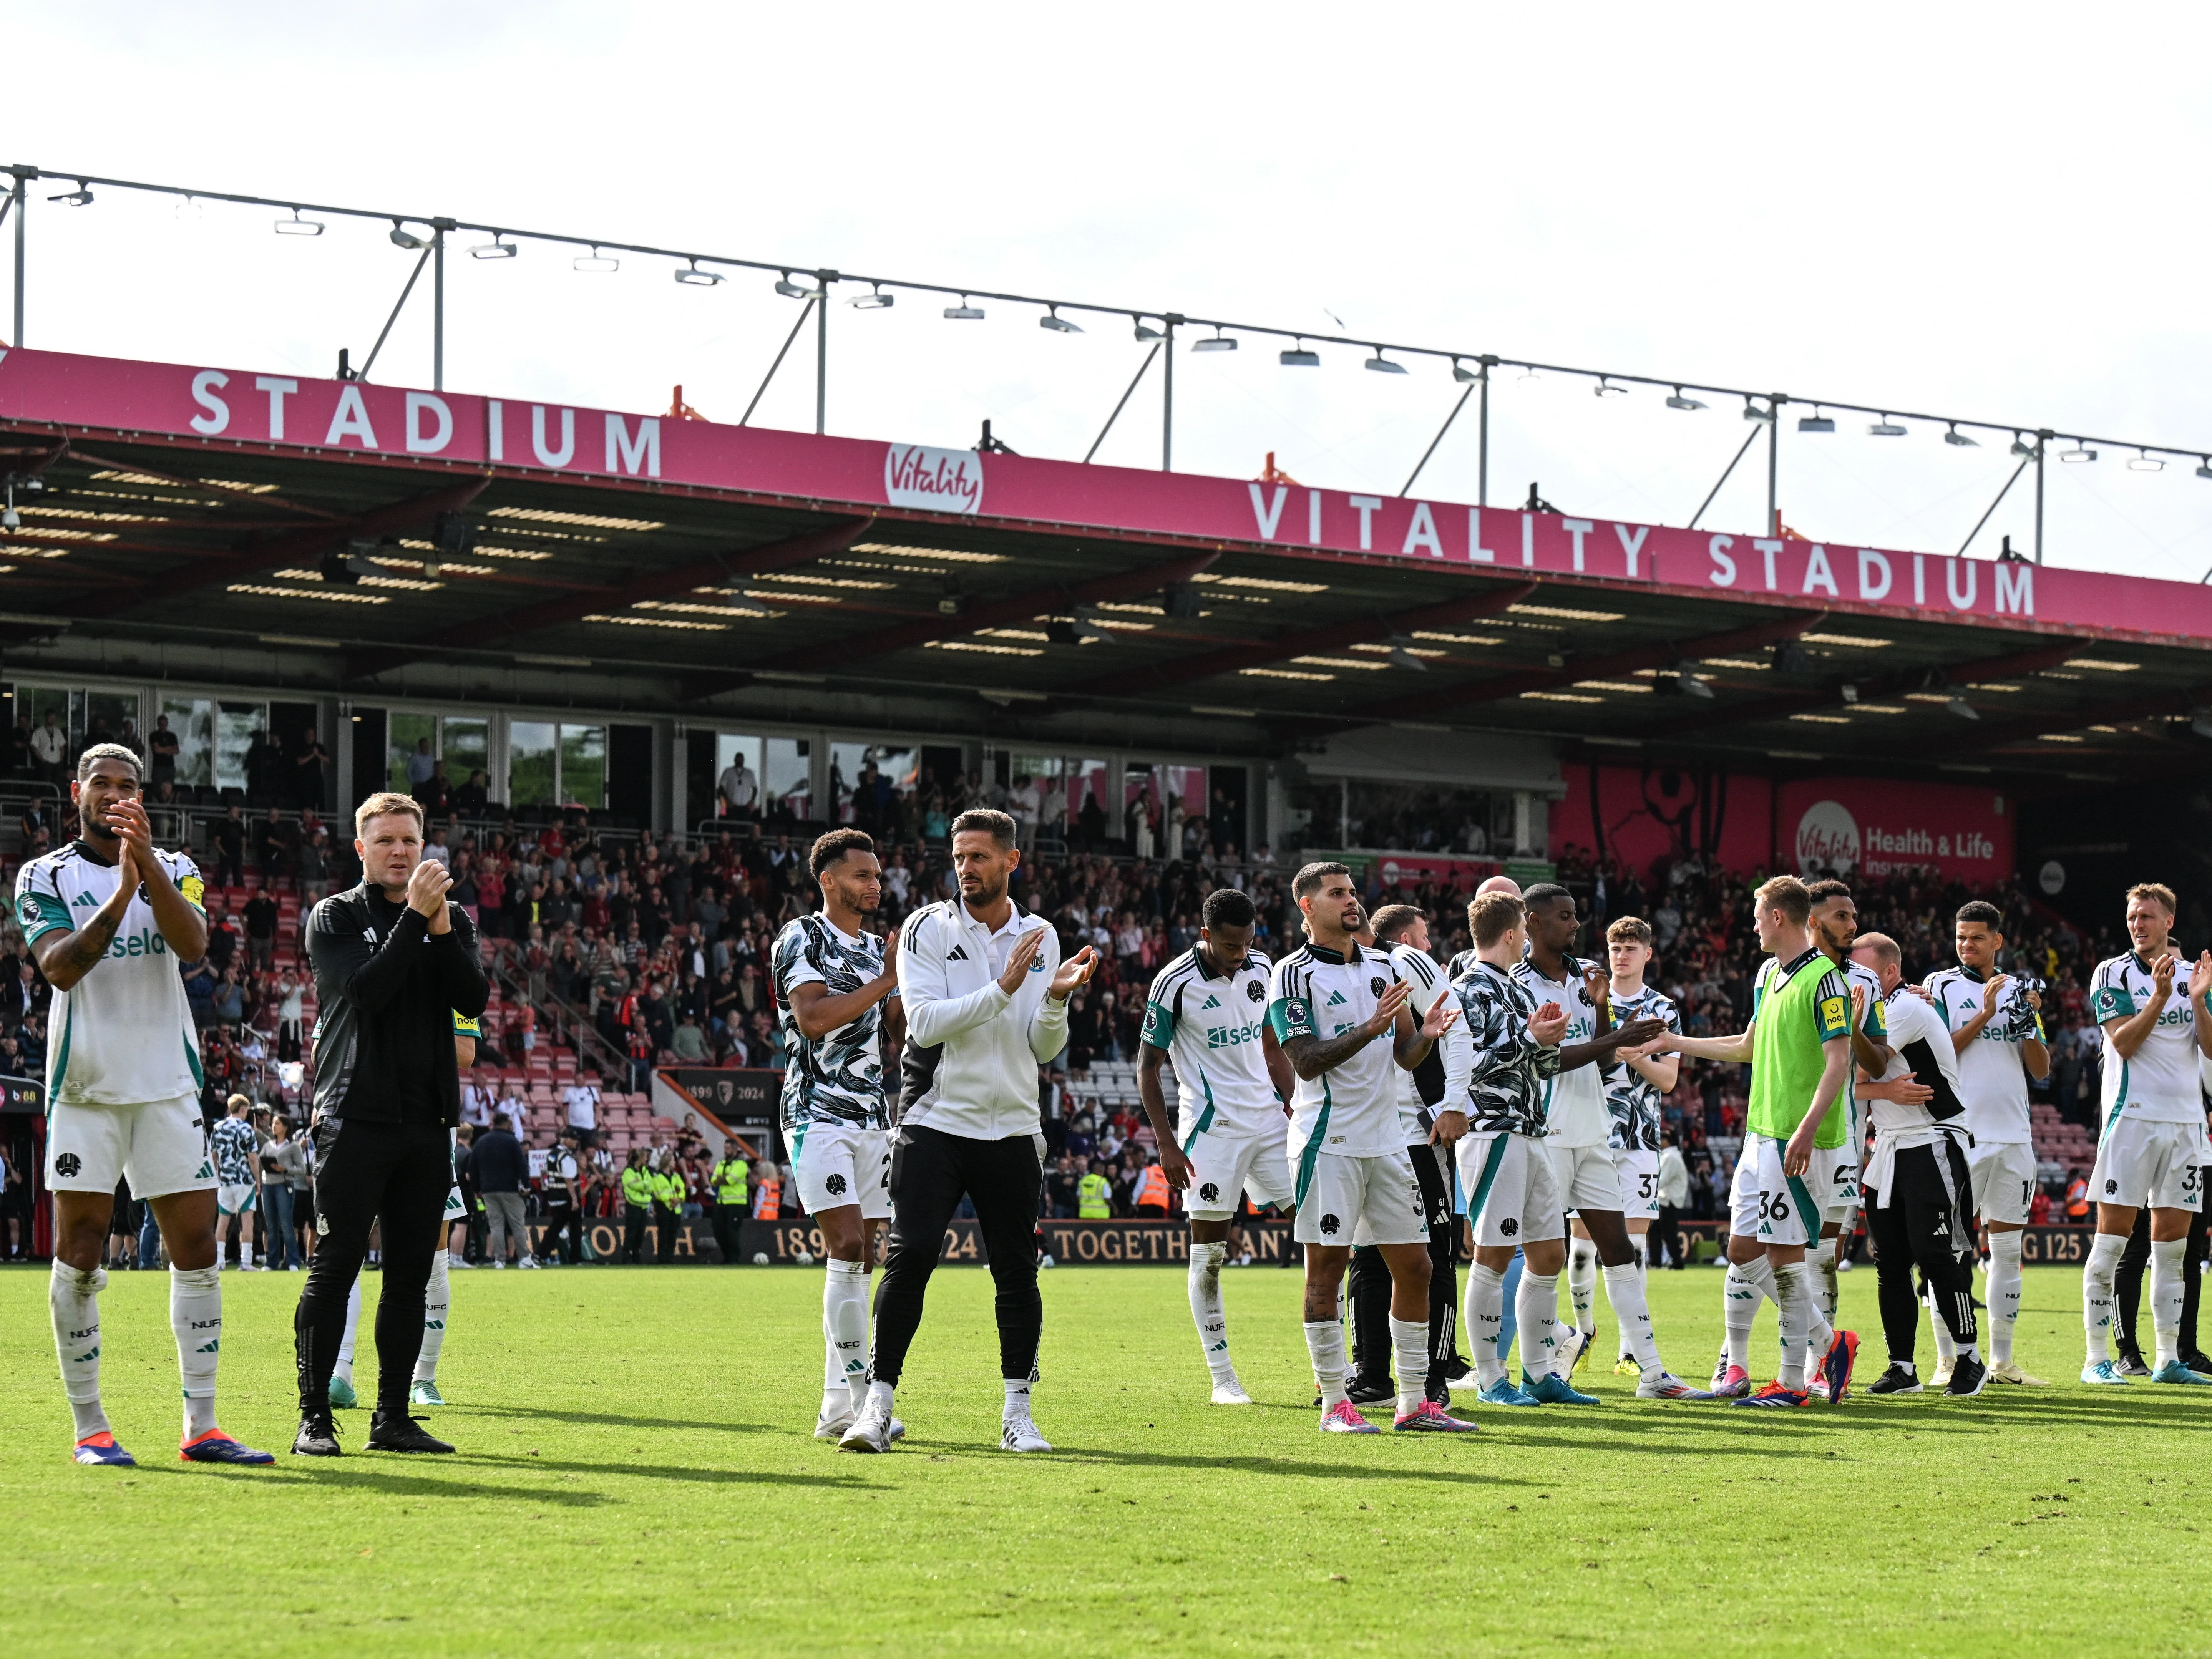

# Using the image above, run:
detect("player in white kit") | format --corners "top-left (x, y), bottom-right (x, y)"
top-left (17, 744), bottom-right (271, 1466)
top-left (1269, 863), bottom-right (1471, 1434)
top-left (1511, 887), bottom-right (1691, 1399)
top-left (771, 830), bottom-right (906, 1439)
top-left (2079, 884), bottom-right (2212, 1386)
top-left (1923, 900), bottom-right (2051, 1385)
top-left (1137, 888), bottom-right (1297, 1404)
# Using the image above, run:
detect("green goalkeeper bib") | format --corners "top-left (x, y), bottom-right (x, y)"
top-left (1746, 947), bottom-right (1853, 1149)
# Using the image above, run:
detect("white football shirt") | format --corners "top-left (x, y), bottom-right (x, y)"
top-left (14, 839), bottom-right (207, 1105)
top-left (1141, 944), bottom-right (1280, 1142)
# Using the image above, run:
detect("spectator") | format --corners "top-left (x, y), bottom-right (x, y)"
top-left (243, 888), bottom-right (279, 972)
top-left (471, 1112), bottom-right (533, 1268)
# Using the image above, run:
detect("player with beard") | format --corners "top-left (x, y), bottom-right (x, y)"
top-left (1510, 888), bottom-right (1695, 1399)
top-left (1922, 901), bottom-right (2053, 1386)
top-left (842, 811), bottom-right (1094, 1454)
top-left (1269, 864), bottom-right (1471, 1433)
top-left (777, 829), bottom-right (908, 1441)
top-left (1805, 882), bottom-right (1892, 1328)
top-left (17, 745), bottom-right (270, 1467)
top-left (1136, 887), bottom-right (1297, 1405)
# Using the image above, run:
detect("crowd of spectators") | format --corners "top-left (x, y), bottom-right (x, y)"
top-left (0, 727), bottom-right (2142, 1254)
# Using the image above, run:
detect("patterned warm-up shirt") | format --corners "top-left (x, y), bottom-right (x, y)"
top-left (771, 913), bottom-right (891, 1131)
top-left (1454, 959), bottom-right (1563, 1138)
top-left (210, 1116), bottom-right (258, 1186)
top-left (1602, 983), bottom-right (1681, 1153)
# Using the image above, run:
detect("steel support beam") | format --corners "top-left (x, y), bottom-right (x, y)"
top-left (66, 478), bottom-right (491, 622)
top-left (1351, 612), bottom-right (1827, 724)
top-left (343, 517), bottom-right (873, 681)
top-left (1649, 638), bottom-right (2088, 738)
top-left (745, 551), bottom-right (1223, 677)
top-left (1054, 581), bottom-right (1537, 703)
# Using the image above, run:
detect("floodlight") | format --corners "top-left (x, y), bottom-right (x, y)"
top-left (390, 222), bottom-right (429, 250)
top-left (1679, 667), bottom-right (1715, 699)
top-left (1666, 387), bottom-right (1707, 411)
top-left (275, 210), bottom-right (325, 237)
top-left (1744, 398), bottom-right (1774, 423)
top-left (775, 271), bottom-right (822, 300)
top-left (1193, 330), bottom-right (1236, 353)
top-left (1280, 341), bottom-right (1320, 367)
top-left (1868, 416), bottom-right (1908, 436)
top-left (1593, 378), bottom-right (1628, 398)
top-left (48, 182), bottom-right (91, 206)
top-left (1452, 359), bottom-right (1482, 384)
top-left (1133, 317), bottom-right (1166, 341)
top-left (2059, 443), bottom-right (2097, 463)
top-left (944, 297), bottom-right (985, 319)
top-left (1364, 350), bottom-right (1408, 375)
top-left (1946, 696), bottom-right (1979, 721)
top-left (471, 236), bottom-right (518, 260)
top-left (2010, 433), bottom-right (2037, 458)
top-left (1944, 425), bottom-right (1978, 447)
top-left (848, 284), bottom-right (893, 309)
top-left (1039, 307), bottom-right (1082, 333)
top-left (574, 248), bottom-right (619, 272)
top-left (2129, 451), bottom-right (2164, 472)
top-left (1797, 409), bottom-right (1835, 433)
top-left (1386, 635), bottom-right (1428, 672)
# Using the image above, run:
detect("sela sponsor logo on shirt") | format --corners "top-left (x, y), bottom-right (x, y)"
top-left (884, 445), bottom-right (985, 513)
top-left (1794, 799), bottom-right (1999, 877)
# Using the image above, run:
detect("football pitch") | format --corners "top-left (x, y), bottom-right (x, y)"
top-left (3, 1262), bottom-right (2208, 1658)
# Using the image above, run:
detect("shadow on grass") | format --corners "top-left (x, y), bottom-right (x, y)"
top-left (461, 1404), bottom-right (788, 1436)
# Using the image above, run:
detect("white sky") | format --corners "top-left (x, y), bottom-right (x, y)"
top-left (10, 2), bottom-right (2212, 582)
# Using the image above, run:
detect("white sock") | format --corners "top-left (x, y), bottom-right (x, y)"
top-left (1002, 1374), bottom-right (1034, 1421)
top-left (1566, 1238), bottom-right (1598, 1337)
top-left (1303, 1319), bottom-right (1349, 1407)
top-left (413, 1250), bottom-right (449, 1384)
top-left (1986, 1231), bottom-right (2024, 1365)
top-left (1390, 1316), bottom-right (1430, 1416)
top-left (336, 1275), bottom-right (361, 1382)
top-left (1724, 1257), bottom-right (1776, 1372)
top-left (866, 1378), bottom-right (895, 1417)
top-left (824, 1258), bottom-right (870, 1411)
top-left (1515, 1270), bottom-right (1564, 1380)
top-left (50, 1261), bottom-right (108, 1440)
top-left (2084, 1231), bottom-right (2124, 1365)
top-left (2152, 1236), bottom-right (2187, 1372)
top-left (1815, 1236), bottom-right (1840, 1325)
top-left (170, 1264), bottom-right (222, 1438)
top-left (1630, 1233), bottom-right (1648, 1270)
top-left (1467, 1264), bottom-right (1507, 1388)
top-left (1603, 1262), bottom-right (1662, 1375)
top-left (1188, 1242), bottom-right (1234, 1380)
top-left (1776, 1262), bottom-right (1815, 1389)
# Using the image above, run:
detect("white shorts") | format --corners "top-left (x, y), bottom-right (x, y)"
top-left (1728, 1135), bottom-right (1847, 1248)
top-left (217, 1182), bottom-right (256, 1216)
top-left (1458, 1132), bottom-right (1565, 1248)
top-left (1183, 1120), bottom-right (1294, 1220)
top-left (1613, 1148), bottom-right (1660, 1219)
top-left (1293, 1146), bottom-right (1424, 1246)
top-left (792, 1119), bottom-right (893, 1220)
top-left (2090, 1115), bottom-right (2210, 1213)
top-left (1969, 1139), bottom-right (2037, 1227)
top-left (1548, 1140), bottom-right (1619, 1214)
top-left (1825, 1151), bottom-right (1861, 1223)
top-left (46, 1094), bottom-right (213, 1201)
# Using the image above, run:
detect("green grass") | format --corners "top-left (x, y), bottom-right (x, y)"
top-left (3, 1261), bottom-right (2210, 1657)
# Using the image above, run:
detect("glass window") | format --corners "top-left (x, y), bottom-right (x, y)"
top-left (830, 741), bottom-right (916, 835)
top-left (214, 701), bottom-right (266, 794)
top-left (559, 724), bottom-right (606, 808)
top-left (159, 697), bottom-right (215, 788)
top-left (443, 718), bottom-right (489, 782)
top-left (389, 711), bottom-right (437, 793)
top-left (1068, 758), bottom-right (1110, 829)
top-left (509, 720), bottom-right (556, 807)
top-left (765, 736), bottom-right (811, 820)
top-left (85, 690), bottom-right (140, 752)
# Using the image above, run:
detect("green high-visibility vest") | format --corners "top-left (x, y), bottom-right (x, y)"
top-left (714, 1157), bottom-right (750, 1206)
top-left (653, 1170), bottom-right (685, 1207)
top-left (621, 1167), bottom-right (655, 1208)
top-left (1077, 1173), bottom-right (1112, 1219)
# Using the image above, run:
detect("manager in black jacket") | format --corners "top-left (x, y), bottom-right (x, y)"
top-left (293, 791), bottom-right (488, 1456)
